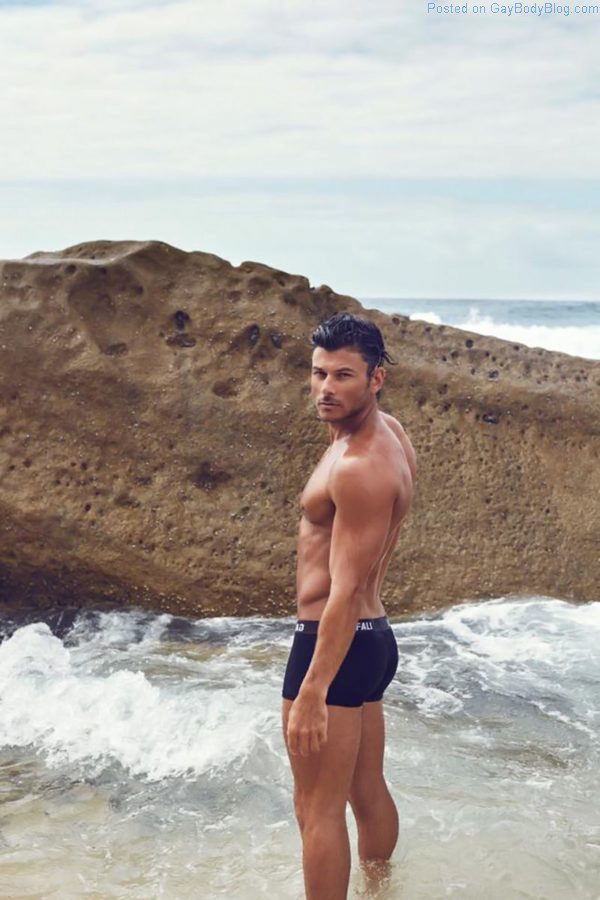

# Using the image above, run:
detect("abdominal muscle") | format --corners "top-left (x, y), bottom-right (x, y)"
top-left (295, 516), bottom-right (398, 621)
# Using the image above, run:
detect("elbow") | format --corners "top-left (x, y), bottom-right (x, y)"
top-left (329, 578), bottom-right (365, 610)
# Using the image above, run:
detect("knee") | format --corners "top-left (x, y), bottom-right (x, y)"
top-left (294, 790), bottom-right (319, 834)
top-left (293, 793), bottom-right (307, 833)
top-left (294, 792), bottom-right (345, 837)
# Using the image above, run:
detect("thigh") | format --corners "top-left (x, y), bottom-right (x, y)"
top-left (282, 698), bottom-right (363, 813)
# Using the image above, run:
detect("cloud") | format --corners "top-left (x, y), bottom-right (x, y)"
top-left (0, 0), bottom-right (599, 179)
top-left (1, 0), bottom-right (599, 297)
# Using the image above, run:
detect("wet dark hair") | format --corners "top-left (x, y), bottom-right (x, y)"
top-left (311, 313), bottom-right (394, 377)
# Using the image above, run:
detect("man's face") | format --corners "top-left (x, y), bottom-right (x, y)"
top-left (310, 346), bottom-right (383, 421)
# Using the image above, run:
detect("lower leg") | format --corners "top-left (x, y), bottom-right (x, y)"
top-left (354, 782), bottom-right (399, 861)
top-left (302, 811), bottom-right (352, 900)
top-left (353, 786), bottom-right (398, 897)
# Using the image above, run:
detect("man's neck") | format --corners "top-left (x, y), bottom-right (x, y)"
top-left (327, 401), bottom-right (379, 443)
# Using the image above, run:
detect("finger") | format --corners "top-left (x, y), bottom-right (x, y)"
top-left (287, 726), bottom-right (297, 756)
top-left (299, 730), bottom-right (310, 757)
top-left (309, 730), bottom-right (322, 755)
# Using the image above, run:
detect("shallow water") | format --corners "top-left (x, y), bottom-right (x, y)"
top-left (1, 596), bottom-right (599, 899)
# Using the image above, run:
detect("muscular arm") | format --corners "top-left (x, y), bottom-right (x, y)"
top-left (287, 459), bottom-right (394, 755)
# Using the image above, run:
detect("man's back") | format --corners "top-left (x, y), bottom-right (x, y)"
top-left (296, 410), bottom-right (416, 618)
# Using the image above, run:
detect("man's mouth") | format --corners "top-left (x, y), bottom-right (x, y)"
top-left (318, 400), bottom-right (338, 406)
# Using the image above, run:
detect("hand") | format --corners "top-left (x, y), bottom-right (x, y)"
top-left (287, 689), bottom-right (329, 757)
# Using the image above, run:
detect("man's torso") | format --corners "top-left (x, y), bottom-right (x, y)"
top-left (295, 412), bottom-right (416, 619)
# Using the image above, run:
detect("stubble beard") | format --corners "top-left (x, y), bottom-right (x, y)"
top-left (315, 390), bottom-right (372, 425)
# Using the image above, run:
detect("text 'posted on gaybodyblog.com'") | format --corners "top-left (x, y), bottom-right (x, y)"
top-left (427, 2), bottom-right (599, 15)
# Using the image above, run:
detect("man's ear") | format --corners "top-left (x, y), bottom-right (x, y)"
top-left (371, 366), bottom-right (385, 394)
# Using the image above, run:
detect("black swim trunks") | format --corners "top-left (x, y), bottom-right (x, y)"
top-left (282, 616), bottom-right (399, 708)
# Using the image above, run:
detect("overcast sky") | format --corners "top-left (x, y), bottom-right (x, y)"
top-left (1, 0), bottom-right (599, 299)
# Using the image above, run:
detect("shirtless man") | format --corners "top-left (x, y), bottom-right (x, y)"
top-left (281, 312), bottom-right (417, 900)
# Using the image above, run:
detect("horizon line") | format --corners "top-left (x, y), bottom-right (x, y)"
top-left (359, 296), bottom-right (600, 303)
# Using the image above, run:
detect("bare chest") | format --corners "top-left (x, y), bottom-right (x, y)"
top-left (299, 453), bottom-right (337, 527)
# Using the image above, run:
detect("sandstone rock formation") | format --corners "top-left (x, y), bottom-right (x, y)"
top-left (1, 240), bottom-right (598, 618)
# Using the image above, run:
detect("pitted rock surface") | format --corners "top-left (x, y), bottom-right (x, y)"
top-left (1, 240), bottom-right (599, 617)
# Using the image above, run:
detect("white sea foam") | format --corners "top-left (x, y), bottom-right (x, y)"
top-left (396, 597), bottom-right (600, 735)
top-left (1, 598), bottom-right (599, 783)
top-left (409, 308), bottom-right (600, 359)
top-left (439, 596), bottom-right (600, 665)
top-left (0, 621), bottom-right (276, 781)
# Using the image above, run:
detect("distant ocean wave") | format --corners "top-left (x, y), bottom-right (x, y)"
top-left (411, 308), bottom-right (600, 360)
top-left (367, 299), bottom-right (600, 361)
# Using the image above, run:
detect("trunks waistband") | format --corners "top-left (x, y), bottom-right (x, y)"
top-left (294, 616), bottom-right (390, 634)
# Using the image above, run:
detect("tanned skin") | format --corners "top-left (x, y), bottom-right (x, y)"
top-left (281, 344), bottom-right (417, 900)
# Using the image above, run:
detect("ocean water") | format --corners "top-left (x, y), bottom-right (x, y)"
top-left (361, 299), bottom-right (600, 361)
top-left (1, 597), bottom-right (599, 899)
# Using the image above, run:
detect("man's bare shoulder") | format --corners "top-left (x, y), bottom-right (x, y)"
top-left (380, 410), bottom-right (407, 438)
top-left (328, 454), bottom-right (393, 508)
top-left (330, 453), bottom-right (377, 483)
top-left (380, 412), bottom-right (417, 481)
